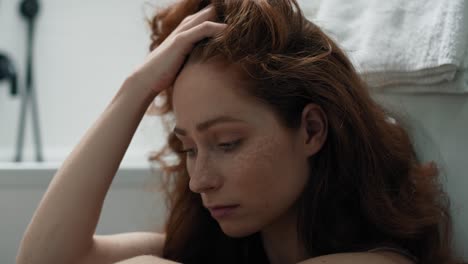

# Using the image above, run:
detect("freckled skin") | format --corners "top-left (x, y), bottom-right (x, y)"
top-left (172, 55), bottom-right (310, 238)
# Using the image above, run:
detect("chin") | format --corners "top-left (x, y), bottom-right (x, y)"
top-left (217, 221), bottom-right (261, 238)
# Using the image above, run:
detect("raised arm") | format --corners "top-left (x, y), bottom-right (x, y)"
top-left (16, 5), bottom-right (226, 264)
top-left (15, 69), bottom-right (159, 264)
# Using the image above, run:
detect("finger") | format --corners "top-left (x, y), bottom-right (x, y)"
top-left (176, 21), bottom-right (227, 53)
top-left (173, 5), bottom-right (217, 35)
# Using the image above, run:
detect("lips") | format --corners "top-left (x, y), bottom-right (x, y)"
top-left (207, 204), bottom-right (239, 218)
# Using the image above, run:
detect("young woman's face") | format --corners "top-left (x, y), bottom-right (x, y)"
top-left (171, 56), bottom-right (311, 238)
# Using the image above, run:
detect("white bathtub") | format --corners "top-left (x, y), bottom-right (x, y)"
top-left (0, 161), bottom-right (167, 264)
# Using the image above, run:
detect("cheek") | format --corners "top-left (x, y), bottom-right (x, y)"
top-left (226, 133), bottom-right (308, 210)
top-left (227, 135), bottom-right (287, 196)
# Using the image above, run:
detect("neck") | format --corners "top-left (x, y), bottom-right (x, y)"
top-left (261, 205), bottom-right (309, 264)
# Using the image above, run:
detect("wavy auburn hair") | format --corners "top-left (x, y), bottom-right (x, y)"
top-left (145, 0), bottom-right (463, 263)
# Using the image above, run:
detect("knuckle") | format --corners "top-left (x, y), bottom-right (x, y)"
top-left (201, 21), bottom-right (216, 28)
top-left (181, 14), bottom-right (194, 24)
top-left (173, 32), bottom-right (187, 42)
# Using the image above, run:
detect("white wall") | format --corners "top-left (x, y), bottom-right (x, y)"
top-left (0, 0), bottom-right (467, 262)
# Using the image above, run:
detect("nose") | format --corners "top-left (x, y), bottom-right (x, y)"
top-left (189, 152), bottom-right (222, 193)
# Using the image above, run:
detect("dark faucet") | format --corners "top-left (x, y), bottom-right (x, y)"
top-left (0, 53), bottom-right (18, 97)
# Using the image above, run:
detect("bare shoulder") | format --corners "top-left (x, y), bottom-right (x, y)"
top-left (80, 232), bottom-right (166, 264)
top-left (296, 252), bottom-right (415, 264)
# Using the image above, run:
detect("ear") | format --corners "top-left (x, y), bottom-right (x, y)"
top-left (299, 103), bottom-right (328, 157)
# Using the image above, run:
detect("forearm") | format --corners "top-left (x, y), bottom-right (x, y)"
top-left (17, 77), bottom-right (158, 264)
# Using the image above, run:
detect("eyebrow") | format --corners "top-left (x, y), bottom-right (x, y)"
top-left (172, 115), bottom-right (246, 136)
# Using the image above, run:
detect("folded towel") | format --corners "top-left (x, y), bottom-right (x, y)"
top-left (373, 45), bottom-right (468, 94)
top-left (300, 0), bottom-right (468, 93)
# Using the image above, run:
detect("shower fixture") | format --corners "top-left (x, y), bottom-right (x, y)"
top-left (14, 0), bottom-right (43, 162)
top-left (20, 0), bottom-right (39, 20)
top-left (0, 53), bottom-right (18, 96)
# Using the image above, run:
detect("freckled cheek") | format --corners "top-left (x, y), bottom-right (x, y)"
top-left (222, 141), bottom-right (280, 199)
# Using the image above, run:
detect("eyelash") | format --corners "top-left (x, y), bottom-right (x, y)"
top-left (176, 140), bottom-right (242, 157)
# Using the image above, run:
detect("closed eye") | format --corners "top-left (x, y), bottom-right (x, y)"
top-left (218, 140), bottom-right (242, 151)
top-left (176, 140), bottom-right (242, 158)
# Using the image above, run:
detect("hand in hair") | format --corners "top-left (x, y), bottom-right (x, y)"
top-left (128, 4), bottom-right (227, 95)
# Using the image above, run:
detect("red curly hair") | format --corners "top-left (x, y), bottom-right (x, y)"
top-left (145, 0), bottom-right (464, 263)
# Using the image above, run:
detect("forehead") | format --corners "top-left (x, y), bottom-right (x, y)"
top-left (173, 56), bottom-right (249, 99)
top-left (171, 57), bottom-right (261, 126)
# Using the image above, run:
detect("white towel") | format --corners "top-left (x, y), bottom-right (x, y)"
top-left (299, 0), bottom-right (468, 93)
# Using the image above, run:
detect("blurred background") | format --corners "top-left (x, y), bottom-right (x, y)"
top-left (0, 0), bottom-right (467, 263)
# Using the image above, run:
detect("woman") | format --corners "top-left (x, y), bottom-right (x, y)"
top-left (16, 0), bottom-right (463, 264)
